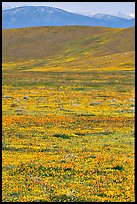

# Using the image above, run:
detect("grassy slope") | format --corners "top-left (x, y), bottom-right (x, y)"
top-left (2, 26), bottom-right (135, 202)
top-left (2, 26), bottom-right (135, 63)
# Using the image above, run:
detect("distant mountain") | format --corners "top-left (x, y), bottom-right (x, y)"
top-left (92, 13), bottom-right (135, 27)
top-left (116, 12), bottom-right (135, 20)
top-left (77, 12), bottom-right (135, 20)
top-left (2, 6), bottom-right (135, 29)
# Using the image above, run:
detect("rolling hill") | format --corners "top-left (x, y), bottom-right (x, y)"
top-left (2, 24), bottom-right (135, 203)
top-left (2, 6), bottom-right (135, 29)
top-left (2, 26), bottom-right (135, 65)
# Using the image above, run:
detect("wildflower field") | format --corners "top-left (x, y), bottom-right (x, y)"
top-left (2, 26), bottom-right (135, 202)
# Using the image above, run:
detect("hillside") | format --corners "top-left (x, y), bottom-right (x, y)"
top-left (2, 6), bottom-right (135, 29)
top-left (2, 26), bottom-right (135, 64)
top-left (2, 25), bottom-right (135, 202)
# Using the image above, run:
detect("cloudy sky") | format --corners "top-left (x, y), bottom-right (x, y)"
top-left (2, 2), bottom-right (135, 18)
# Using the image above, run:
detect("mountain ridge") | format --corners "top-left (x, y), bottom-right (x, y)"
top-left (2, 6), bottom-right (135, 29)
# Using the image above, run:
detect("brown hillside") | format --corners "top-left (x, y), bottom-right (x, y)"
top-left (2, 26), bottom-right (135, 62)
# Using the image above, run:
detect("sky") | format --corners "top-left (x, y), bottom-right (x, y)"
top-left (2, 2), bottom-right (135, 18)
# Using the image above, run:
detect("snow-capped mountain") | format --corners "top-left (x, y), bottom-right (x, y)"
top-left (116, 11), bottom-right (135, 19)
top-left (92, 13), bottom-right (121, 20)
top-left (92, 13), bottom-right (135, 28)
top-left (2, 6), bottom-right (135, 29)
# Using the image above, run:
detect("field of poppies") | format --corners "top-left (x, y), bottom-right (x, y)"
top-left (2, 51), bottom-right (135, 202)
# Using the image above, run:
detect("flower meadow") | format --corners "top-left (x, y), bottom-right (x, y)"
top-left (2, 57), bottom-right (135, 202)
